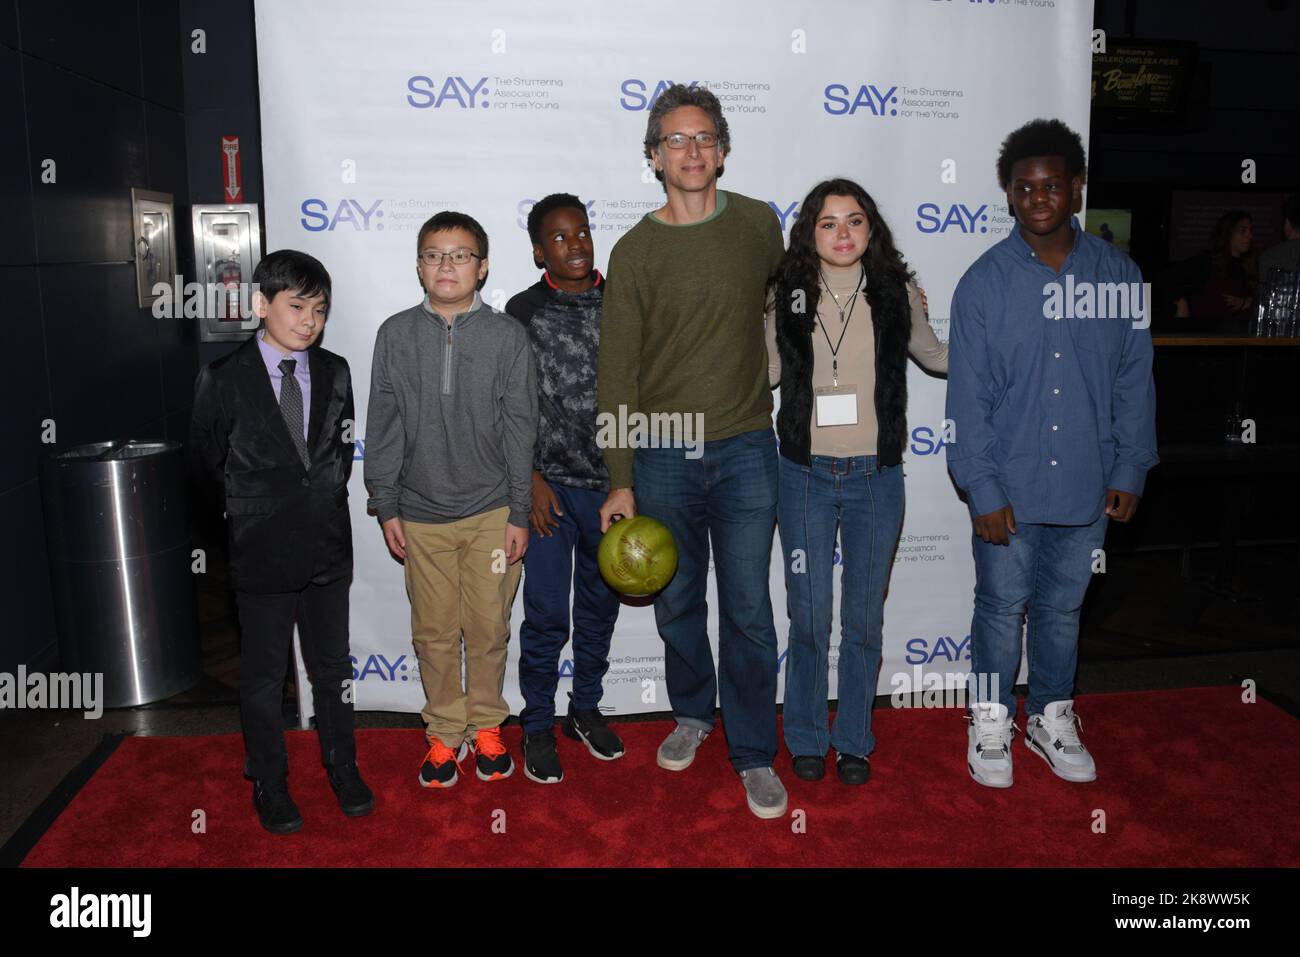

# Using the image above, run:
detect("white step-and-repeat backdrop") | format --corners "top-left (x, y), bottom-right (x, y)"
top-left (253, 0), bottom-right (1094, 721)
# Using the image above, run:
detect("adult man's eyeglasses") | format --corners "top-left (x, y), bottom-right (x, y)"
top-left (660, 131), bottom-right (718, 150)
top-left (418, 248), bottom-right (481, 266)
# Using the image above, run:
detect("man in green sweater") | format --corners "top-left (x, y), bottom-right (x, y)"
top-left (597, 84), bottom-right (788, 819)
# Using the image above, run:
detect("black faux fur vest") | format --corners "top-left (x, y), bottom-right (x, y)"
top-left (773, 267), bottom-right (911, 468)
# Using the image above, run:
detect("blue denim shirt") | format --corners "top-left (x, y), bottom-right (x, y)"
top-left (945, 218), bottom-right (1157, 525)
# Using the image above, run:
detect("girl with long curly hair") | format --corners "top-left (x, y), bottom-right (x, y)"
top-left (765, 178), bottom-right (947, 785)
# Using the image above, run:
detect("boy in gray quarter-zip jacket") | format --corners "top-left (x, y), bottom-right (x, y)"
top-left (364, 293), bottom-right (536, 528)
top-left (364, 211), bottom-right (537, 788)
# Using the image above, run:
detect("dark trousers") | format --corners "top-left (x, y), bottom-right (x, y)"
top-left (518, 483), bottom-right (621, 734)
top-left (235, 575), bottom-right (356, 781)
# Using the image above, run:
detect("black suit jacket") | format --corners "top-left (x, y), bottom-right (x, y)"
top-left (189, 337), bottom-right (355, 594)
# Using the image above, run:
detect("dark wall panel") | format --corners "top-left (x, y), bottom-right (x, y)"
top-left (0, 45), bottom-right (36, 265)
top-left (0, 480), bottom-right (54, 672)
top-left (0, 266), bottom-right (50, 495)
top-left (1201, 50), bottom-right (1300, 112)
top-left (1135, 0), bottom-right (1300, 52)
top-left (41, 263), bottom-right (161, 446)
top-left (165, 407), bottom-right (191, 443)
top-left (139, 0), bottom-right (183, 111)
top-left (159, 287), bottom-right (200, 419)
top-left (0, 0), bottom-right (17, 49)
top-left (17, 0), bottom-right (142, 94)
top-left (177, 0), bottom-right (258, 114)
top-left (146, 102), bottom-right (188, 199)
top-left (23, 57), bottom-right (146, 264)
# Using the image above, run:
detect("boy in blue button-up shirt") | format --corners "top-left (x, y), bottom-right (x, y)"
top-left (946, 119), bottom-right (1157, 789)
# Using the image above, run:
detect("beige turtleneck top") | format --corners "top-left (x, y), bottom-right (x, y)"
top-left (765, 267), bottom-right (948, 457)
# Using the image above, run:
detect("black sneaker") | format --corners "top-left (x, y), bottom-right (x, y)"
top-left (253, 778), bottom-right (304, 835)
top-left (836, 752), bottom-right (871, 786)
top-left (327, 762), bottom-right (375, 816)
top-left (792, 754), bottom-right (826, 781)
top-left (522, 729), bottom-right (564, 784)
top-left (564, 701), bottom-right (625, 760)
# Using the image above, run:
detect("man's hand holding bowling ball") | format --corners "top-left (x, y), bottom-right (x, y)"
top-left (600, 487), bottom-right (636, 533)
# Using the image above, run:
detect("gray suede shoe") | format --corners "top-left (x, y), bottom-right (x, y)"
top-left (739, 767), bottom-right (788, 820)
top-left (656, 724), bottom-right (710, 771)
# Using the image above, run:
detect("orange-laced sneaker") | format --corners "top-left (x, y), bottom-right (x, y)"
top-left (470, 726), bottom-right (515, 781)
top-left (418, 736), bottom-right (465, 789)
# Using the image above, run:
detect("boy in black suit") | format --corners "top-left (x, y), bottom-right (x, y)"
top-left (190, 250), bottom-right (372, 834)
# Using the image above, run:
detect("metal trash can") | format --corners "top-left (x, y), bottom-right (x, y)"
top-left (39, 439), bottom-right (201, 708)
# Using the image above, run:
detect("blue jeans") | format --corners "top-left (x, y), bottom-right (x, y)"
top-left (969, 514), bottom-right (1108, 717)
top-left (634, 427), bottom-right (780, 772)
top-left (777, 454), bottom-right (904, 758)
top-left (518, 483), bottom-right (621, 734)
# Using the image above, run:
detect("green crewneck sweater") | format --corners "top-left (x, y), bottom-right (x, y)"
top-left (597, 190), bottom-right (785, 488)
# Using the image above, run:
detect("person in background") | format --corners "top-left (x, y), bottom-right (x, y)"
top-left (1258, 195), bottom-right (1300, 281)
top-left (767, 177), bottom-right (947, 786)
top-left (1174, 211), bottom-right (1258, 320)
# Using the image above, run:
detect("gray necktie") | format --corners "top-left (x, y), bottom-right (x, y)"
top-left (278, 358), bottom-right (310, 468)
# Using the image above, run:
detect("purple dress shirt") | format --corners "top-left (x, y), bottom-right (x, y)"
top-left (256, 331), bottom-right (311, 441)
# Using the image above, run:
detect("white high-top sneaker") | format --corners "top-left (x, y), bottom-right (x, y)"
top-left (967, 702), bottom-right (1015, 788)
top-left (1025, 699), bottom-right (1097, 783)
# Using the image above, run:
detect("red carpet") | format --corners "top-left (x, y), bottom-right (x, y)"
top-left (20, 686), bottom-right (1300, 867)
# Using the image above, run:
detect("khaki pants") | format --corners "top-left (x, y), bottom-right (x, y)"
top-left (403, 506), bottom-right (522, 748)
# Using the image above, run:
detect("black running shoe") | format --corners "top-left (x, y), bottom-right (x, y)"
top-left (563, 699), bottom-right (626, 760)
top-left (522, 728), bottom-right (564, 784)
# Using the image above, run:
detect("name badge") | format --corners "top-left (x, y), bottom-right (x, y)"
top-left (814, 383), bottom-right (858, 427)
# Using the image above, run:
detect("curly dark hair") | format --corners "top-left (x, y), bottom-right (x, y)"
top-left (769, 178), bottom-right (913, 320)
top-left (996, 118), bottom-right (1087, 189)
top-left (642, 84), bottom-right (731, 183)
top-left (526, 193), bottom-right (587, 246)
